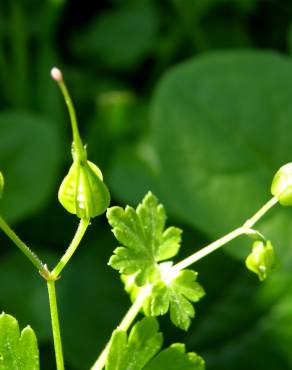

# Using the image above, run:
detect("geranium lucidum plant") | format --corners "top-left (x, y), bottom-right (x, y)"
top-left (0, 68), bottom-right (291, 370)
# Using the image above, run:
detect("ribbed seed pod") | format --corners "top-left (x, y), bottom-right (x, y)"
top-left (58, 159), bottom-right (110, 220)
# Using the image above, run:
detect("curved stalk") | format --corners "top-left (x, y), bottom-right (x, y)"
top-left (51, 218), bottom-right (89, 279)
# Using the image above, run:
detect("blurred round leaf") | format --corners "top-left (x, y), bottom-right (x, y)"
top-left (110, 51), bottom-right (292, 261)
top-left (0, 111), bottom-right (62, 222)
top-left (72, 2), bottom-right (159, 70)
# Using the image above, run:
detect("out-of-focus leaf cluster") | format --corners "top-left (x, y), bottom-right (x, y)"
top-left (1, 0), bottom-right (292, 369)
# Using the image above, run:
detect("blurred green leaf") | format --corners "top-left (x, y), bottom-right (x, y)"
top-left (72, 2), bottom-right (159, 70)
top-left (0, 111), bottom-right (62, 222)
top-left (187, 271), bottom-right (292, 370)
top-left (35, 46), bottom-right (64, 125)
top-left (110, 51), bottom-right (292, 260)
top-left (0, 312), bottom-right (39, 370)
top-left (171, 0), bottom-right (257, 20)
top-left (150, 51), bottom-right (292, 258)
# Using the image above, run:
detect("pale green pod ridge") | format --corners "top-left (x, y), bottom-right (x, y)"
top-left (0, 171), bottom-right (4, 200)
top-left (245, 240), bottom-right (277, 281)
top-left (271, 162), bottom-right (292, 206)
top-left (58, 160), bottom-right (110, 219)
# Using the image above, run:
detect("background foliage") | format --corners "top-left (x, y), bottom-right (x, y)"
top-left (1, 0), bottom-right (292, 369)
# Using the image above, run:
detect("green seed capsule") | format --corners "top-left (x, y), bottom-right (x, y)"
top-left (245, 240), bottom-right (277, 281)
top-left (271, 163), bottom-right (292, 205)
top-left (0, 171), bottom-right (4, 199)
top-left (58, 159), bottom-right (110, 220)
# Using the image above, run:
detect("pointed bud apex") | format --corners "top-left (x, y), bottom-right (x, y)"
top-left (51, 67), bottom-right (63, 82)
top-left (0, 171), bottom-right (4, 199)
top-left (271, 163), bottom-right (292, 205)
top-left (245, 240), bottom-right (278, 281)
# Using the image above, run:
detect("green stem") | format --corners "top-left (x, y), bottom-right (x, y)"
top-left (91, 285), bottom-right (152, 370)
top-left (172, 227), bottom-right (245, 273)
top-left (243, 196), bottom-right (278, 228)
top-left (0, 215), bottom-right (46, 274)
top-left (47, 280), bottom-right (65, 370)
top-left (172, 196), bottom-right (278, 273)
top-left (51, 218), bottom-right (89, 278)
top-left (54, 75), bottom-right (85, 159)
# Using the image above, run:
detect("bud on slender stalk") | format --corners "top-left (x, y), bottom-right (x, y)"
top-left (245, 240), bottom-right (277, 281)
top-left (58, 160), bottom-right (110, 219)
top-left (50, 67), bottom-right (63, 82)
top-left (51, 67), bottom-right (110, 219)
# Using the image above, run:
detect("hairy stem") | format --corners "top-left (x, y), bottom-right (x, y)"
top-left (51, 218), bottom-right (89, 279)
top-left (172, 196), bottom-right (278, 272)
top-left (47, 280), bottom-right (65, 370)
top-left (91, 285), bottom-right (152, 370)
top-left (0, 215), bottom-right (46, 274)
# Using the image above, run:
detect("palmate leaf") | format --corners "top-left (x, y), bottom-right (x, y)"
top-left (123, 266), bottom-right (205, 331)
top-left (106, 317), bottom-right (204, 370)
top-left (108, 192), bottom-right (205, 330)
top-left (0, 312), bottom-right (39, 370)
top-left (107, 192), bottom-right (182, 285)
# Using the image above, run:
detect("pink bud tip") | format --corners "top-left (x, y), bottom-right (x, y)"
top-left (51, 67), bottom-right (63, 82)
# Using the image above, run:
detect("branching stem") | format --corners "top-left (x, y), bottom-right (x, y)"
top-left (172, 196), bottom-right (278, 272)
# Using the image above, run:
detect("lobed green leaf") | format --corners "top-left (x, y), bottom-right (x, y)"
top-left (106, 317), bottom-right (204, 370)
top-left (107, 192), bottom-right (182, 285)
top-left (144, 343), bottom-right (205, 370)
top-left (0, 312), bottom-right (39, 370)
top-left (106, 317), bottom-right (162, 370)
top-left (124, 266), bottom-right (205, 330)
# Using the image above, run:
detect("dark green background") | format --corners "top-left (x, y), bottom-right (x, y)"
top-left (1, 0), bottom-right (292, 369)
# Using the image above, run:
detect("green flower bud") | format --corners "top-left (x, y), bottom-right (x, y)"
top-left (0, 171), bottom-right (4, 199)
top-left (271, 163), bottom-right (292, 205)
top-left (58, 159), bottom-right (110, 220)
top-left (245, 240), bottom-right (277, 281)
